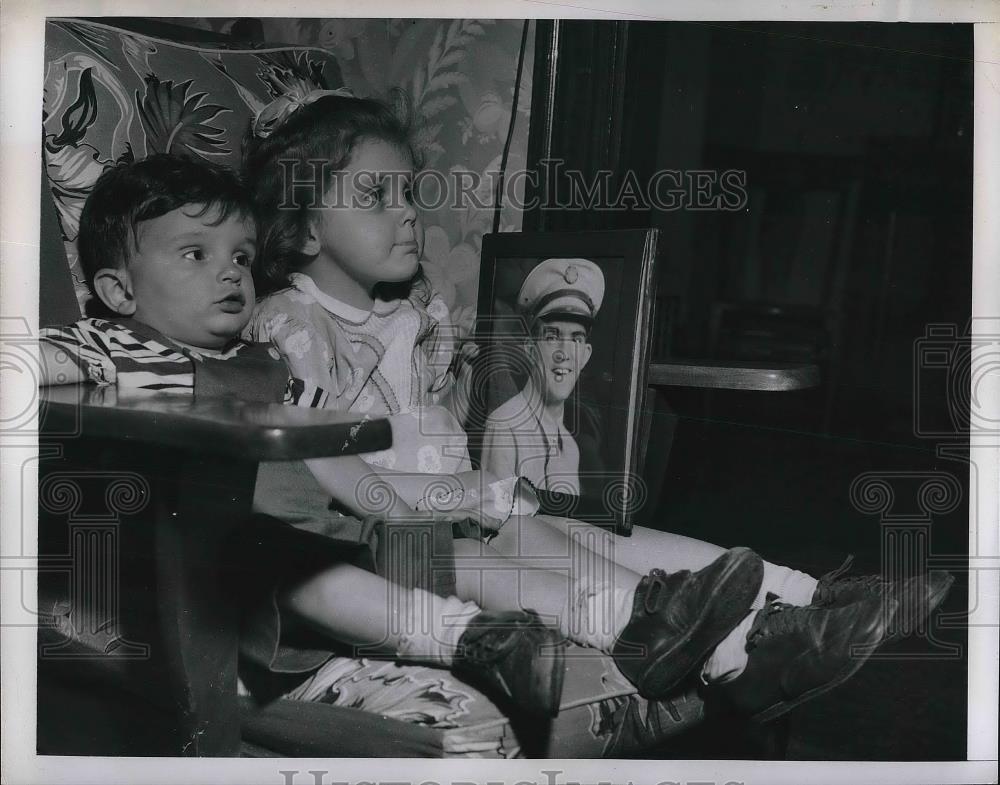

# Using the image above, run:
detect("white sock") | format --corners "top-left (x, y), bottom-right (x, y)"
top-left (754, 561), bottom-right (818, 608)
top-left (702, 563), bottom-right (817, 683)
top-left (394, 588), bottom-right (481, 665)
top-left (560, 580), bottom-right (636, 652)
top-left (701, 610), bottom-right (758, 683)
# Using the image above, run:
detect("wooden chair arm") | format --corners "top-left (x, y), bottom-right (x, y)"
top-left (40, 385), bottom-right (392, 459)
top-left (37, 386), bottom-right (394, 755)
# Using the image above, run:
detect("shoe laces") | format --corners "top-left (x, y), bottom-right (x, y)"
top-left (815, 554), bottom-right (887, 598)
top-left (745, 594), bottom-right (811, 652)
top-left (822, 554), bottom-right (856, 583)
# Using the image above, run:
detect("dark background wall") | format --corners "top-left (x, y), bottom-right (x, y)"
top-left (528, 25), bottom-right (971, 759)
top-left (529, 21), bottom-right (972, 448)
top-left (664, 23), bottom-right (972, 442)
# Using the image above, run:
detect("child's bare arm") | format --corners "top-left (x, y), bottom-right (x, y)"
top-left (304, 456), bottom-right (504, 533)
top-left (365, 465), bottom-right (500, 507)
top-left (364, 465), bottom-right (464, 507)
top-left (303, 454), bottom-right (417, 519)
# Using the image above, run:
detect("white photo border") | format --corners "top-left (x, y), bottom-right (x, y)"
top-left (2, 2), bottom-right (997, 784)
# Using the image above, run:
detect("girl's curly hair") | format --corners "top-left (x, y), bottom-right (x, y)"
top-left (243, 88), bottom-right (426, 299)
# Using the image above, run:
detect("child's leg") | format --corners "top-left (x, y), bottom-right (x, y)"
top-left (486, 519), bottom-right (768, 663)
top-left (279, 561), bottom-right (478, 662)
top-left (452, 538), bottom-right (639, 652)
top-left (457, 537), bottom-right (774, 700)
top-left (511, 515), bottom-right (818, 608)
top-left (279, 558), bottom-right (566, 717)
top-left (488, 514), bottom-right (821, 690)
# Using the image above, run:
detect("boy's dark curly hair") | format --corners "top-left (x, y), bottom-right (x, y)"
top-left (77, 153), bottom-right (253, 302)
top-left (242, 90), bottom-right (424, 299)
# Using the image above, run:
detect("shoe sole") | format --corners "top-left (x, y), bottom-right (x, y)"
top-left (636, 548), bottom-right (764, 700)
top-left (751, 603), bottom-right (890, 724)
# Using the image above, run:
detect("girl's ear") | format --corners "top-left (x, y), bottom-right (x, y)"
top-left (300, 216), bottom-right (322, 256)
top-left (92, 267), bottom-right (137, 316)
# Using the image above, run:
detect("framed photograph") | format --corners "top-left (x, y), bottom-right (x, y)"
top-left (470, 229), bottom-right (660, 533)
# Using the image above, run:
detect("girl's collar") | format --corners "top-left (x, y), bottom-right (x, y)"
top-left (289, 272), bottom-right (399, 322)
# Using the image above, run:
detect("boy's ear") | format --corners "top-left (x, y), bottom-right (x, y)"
top-left (92, 267), bottom-right (137, 316)
top-left (580, 341), bottom-right (593, 370)
top-left (300, 217), bottom-right (321, 256)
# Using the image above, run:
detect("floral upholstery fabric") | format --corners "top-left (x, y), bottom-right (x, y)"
top-left (285, 646), bottom-right (705, 758)
top-left (43, 17), bottom-right (534, 335)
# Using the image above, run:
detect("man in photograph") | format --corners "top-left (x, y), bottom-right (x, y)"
top-left (480, 258), bottom-right (605, 495)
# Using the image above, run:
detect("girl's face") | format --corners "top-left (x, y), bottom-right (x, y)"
top-left (303, 138), bottom-right (422, 304)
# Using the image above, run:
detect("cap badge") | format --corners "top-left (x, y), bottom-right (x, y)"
top-left (564, 265), bottom-right (579, 284)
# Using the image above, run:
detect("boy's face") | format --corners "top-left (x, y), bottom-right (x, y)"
top-left (306, 139), bottom-right (423, 298)
top-left (528, 318), bottom-right (593, 405)
top-left (113, 204), bottom-right (256, 349)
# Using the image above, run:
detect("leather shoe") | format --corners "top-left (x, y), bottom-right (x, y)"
top-left (710, 594), bottom-right (893, 723)
top-left (452, 609), bottom-right (565, 717)
top-left (612, 547), bottom-right (764, 700)
top-left (812, 556), bottom-right (954, 641)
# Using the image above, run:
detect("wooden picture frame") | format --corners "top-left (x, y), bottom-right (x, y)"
top-left (470, 229), bottom-right (659, 534)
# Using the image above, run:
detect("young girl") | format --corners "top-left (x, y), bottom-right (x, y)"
top-left (242, 90), bottom-right (950, 721)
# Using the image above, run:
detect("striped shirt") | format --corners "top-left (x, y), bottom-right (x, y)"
top-left (41, 317), bottom-right (329, 407)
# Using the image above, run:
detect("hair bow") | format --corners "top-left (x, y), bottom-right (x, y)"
top-left (252, 86), bottom-right (355, 139)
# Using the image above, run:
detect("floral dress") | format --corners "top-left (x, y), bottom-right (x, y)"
top-left (245, 272), bottom-right (472, 474)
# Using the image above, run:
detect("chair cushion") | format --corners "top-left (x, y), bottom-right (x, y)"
top-left (279, 648), bottom-right (705, 758)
